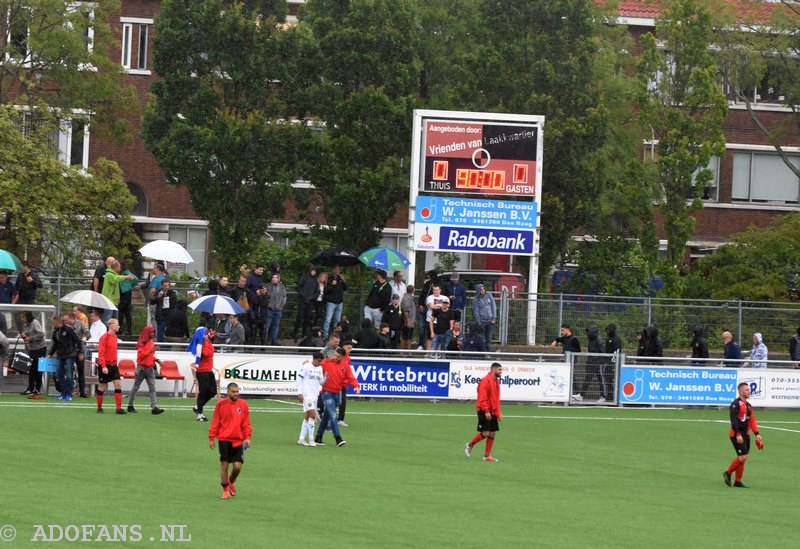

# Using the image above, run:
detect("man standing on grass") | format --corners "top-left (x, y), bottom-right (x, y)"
top-left (96, 319), bottom-right (126, 414)
top-left (297, 351), bottom-right (326, 446)
top-left (314, 347), bottom-right (360, 447)
top-left (724, 382), bottom-right (763, 488)
top-left (209, 383), bottom-right (252, 500)
top-left (465, 362), bottom-right (502, 463)
top-left (194, 328), bottom-right (218, 422)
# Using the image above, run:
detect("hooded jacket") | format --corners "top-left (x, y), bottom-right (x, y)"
top-left (691, 326), bottom-right (709, 363)
top-left (472, 284), bottom-right (496, 324)
top-left (644, 325), bottom-right (663, 359)
top-left (586, 324), bottom-right (604, 366)
top-left (748, 332), bottom-right (768, 368)
top-left (463, 323), bottom-right (487, 353)
top-left (790, 327), bottom-right (800, 362)
top-left (605, 324), bottom-right (622, 355)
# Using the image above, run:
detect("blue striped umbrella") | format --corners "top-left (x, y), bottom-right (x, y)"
top-left (188, 295), bottom-right (244, 315)
top-left (358, 246), bottom-right (411, 271)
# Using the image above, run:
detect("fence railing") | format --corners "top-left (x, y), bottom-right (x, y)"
top-left (25, 276), bottom-right (800, 354)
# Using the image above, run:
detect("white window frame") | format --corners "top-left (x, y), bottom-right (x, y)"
top-left (120, 17), bottom-right (153, 75)
top-left (120, 22), bottom-right (132, 69)
top-left (731, 149), bottom-right (800, 205)
top-left (137, 23), bottom-right (148, 70)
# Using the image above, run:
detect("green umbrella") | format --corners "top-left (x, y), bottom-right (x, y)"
top-left (0, 249), bottom-right (24, 272)
top-left (358, 246), bottom-right (411, 272)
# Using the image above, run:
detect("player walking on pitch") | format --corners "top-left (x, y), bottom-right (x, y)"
top-left (466, 362), bottom-right (502, 462)
top-left (724, 382), bottom-right (763, 488)
top-left (96, 319), bottom-right (125, 414)
top-left (209, 383), bottom-right (252, 500)
top-left (297, 352), bottom-right (326, 446)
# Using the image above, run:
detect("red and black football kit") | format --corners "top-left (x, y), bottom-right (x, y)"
top-left (729, 396), bottom-right (759, 455)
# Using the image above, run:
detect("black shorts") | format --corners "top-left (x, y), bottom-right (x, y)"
top-left (401, 326), bottom-right (414, 340)
top-left (477, 411), bottom-right (499, 433)
top-left (98, 365), bottom-right (121, 384)
top-left (730, 434), bottom-right (750, 456)
top-left (218, 441), bottom-right (244, 463)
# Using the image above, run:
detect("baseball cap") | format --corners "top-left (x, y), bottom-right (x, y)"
top-left (392, 294), bottom-right (400, 300)
top-left (440, 297), bottom-right (450, 304)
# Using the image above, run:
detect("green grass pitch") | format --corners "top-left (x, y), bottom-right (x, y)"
top-left (0, 396), bottom-right (798, 548)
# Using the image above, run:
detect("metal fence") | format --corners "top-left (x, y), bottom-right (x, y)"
top-left (26, 276), bottom-right (800, 353)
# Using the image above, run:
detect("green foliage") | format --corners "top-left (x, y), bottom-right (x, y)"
top-left (143, 0), bottom-right (304, 272)
top-left (636, 0), bottom-right (728, 282)
top-left (289, 0), bottom-right (421, 253)
top-left (684, 212), bottom-right (800, 301)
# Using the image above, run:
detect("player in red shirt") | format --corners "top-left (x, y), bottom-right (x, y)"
top-left (723, 382), bottom-right (764, 488)
top-left (209, 383), bottom-right (252, 500)
top-left (465, 362), bottom-right (502, 462)
top-left (314, 347), bottom-right (360, 447)
top-left (193, 328), bottom-right (217, 422)
top-left (96, 319), bottom-right (125, 414)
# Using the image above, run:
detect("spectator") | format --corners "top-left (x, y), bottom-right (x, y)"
top-left (269, 260), bottom-right (281, 277)
top-left (313, 272), bottom-right (327, 328)
top-left (47, 315), bottom-right (81, 402)
top-left (64, 312), bottom-right (90, 398)
top-left (322, 265), bottom-right (347, 339)
top-left (550, 324), bottom-right (581, 353)
top-left (146, 263), bottom-right (168, 329)
top-left (746, 332), bottom-right (768, 368)
top-left (636, 328), bottom-right (647, 357)
top-left (400, 284), bottom-right (416, 353)
top-left (299, 326), bottom-right (324, 348)
top-left (199, 278), bottom-right (219, 328)
top-left (293, 266), bottom-right (319, 341)
top-left (722, 331), bottom-right (742, 368)
top-left (92, 257), bottom-right (114, 294)
top-left (643, 325), bottom-right (663, 362)
top-left (19, 311), bottom-right (46, 396)
top-left (789, 327), bottom-right (800, 368)
top-left (153, 279), bottom-right (177, 342)
top-left (101, 260), bottom-right (134, 324)
top-left (73, 305), bottom-right (89, 327)
top-left (416, 270), bottom-right (437, 350)
top-left (217, 276), bottom-right (232, 298)
top-left (0, 270), bottom-right (17, 304)
top-left (88, 309), bottom-right (107, 346)
top-left (213, 314), bottom-right (231, 347)
top-left (250, 283), bottom-right (269, 345)
top-left (473, 284), bottom-right (497, 352)
top-left (227, 314), bottom-right (246, 349)
top-left (604, 324), bottom-right (622, 401)
top-left (443, 272), bottom-right (467, 322)
top-left (334, 317), bottom-right (351, 342)
top-left (117, 260), bottom-right (139, 337)
top-left (572, 324), bottom-right (606, 403)
top-left (364, 269), bottom-right (391, 329)
top-left (264, 272), bottom-right (287, 345)
top-left (0, 328), bottom-right (8, 391)
top-left (389, 270), bottom-right (407, 299)
top-left (231, 275), bottom-right (252, 343)
top-left (164, 299), bottom-right (190, 343)
top-left (353, 318), bottom-right (380, 349)
top-left (245, 264), bottom-right (265, 300)
top-left (321, 333), bottom-right (340, 358)
top-left (446, 321), bottom-right (464, 352)
top-left (424, 284), bottom-right (446, 351)
top-left (377, 323), bottom-right (392, 349)
top-left (463, 323), bottom-right (488, 354)
top-left (430, 297), bottom-right (455, 354)
top-left (381, 294), bottom-right (403, 349)
top-left (15, 261), bottom-right (42, 306)
top-left (690, 326), bottom-right (709, 366)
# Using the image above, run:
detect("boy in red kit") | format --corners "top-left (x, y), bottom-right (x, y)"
top-left (209, 383), bottom-right (252, 500)
top-left (96, 319), bottom-right (125, 414)
top-left (127, 326), bottom-right (164, 414)
top-left (723, 382), bottom-right (764, 488)
top-left (314, 347), bottom-right (360, 447)
top-left (194, 328), bottom-right (217, 422)
top-left (465, 362), bottom-right (502, 462)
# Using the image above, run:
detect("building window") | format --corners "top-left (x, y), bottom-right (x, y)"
top-left (732, 151), bottom-right (800, 204)
top-left (692, 156), bottom-right (719, 201)
top-left (127, 182), bottom-right (148, 216)
top-left (67, 119), bottom-right (88, 168)
top-left (16, 112), bottom-right (88, 168)
top-left (121, 23), bottom-right (132, 69)
top-left (168, 226), bottom-right (207, 276)
top-left (137, 24), bottom-right (148, 70)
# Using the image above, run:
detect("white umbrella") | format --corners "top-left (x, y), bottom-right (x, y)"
top-left (60, 290), bottom-right (118, 311)
top-left (139, 240), bottom-right (194, 264)
top-left (188, 295), bottom-right (244, 315)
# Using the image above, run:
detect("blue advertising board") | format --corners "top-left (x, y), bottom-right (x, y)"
top-left (619, 366), bottom-right (738, 405)
top-left (349, 359), bottom-right (450, 397)
top-left (416, 196), bottom-right (537, 230)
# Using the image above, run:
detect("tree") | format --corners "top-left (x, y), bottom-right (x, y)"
top-left (288, 0), bottom-right (421, 254)
top-left (0, 0), bottom-right (139, 271)
top-left (447, 0), bottom-right (613, 284)
top-left (684, 212), bottom-right (800, 301)
top-left (142, 0), bottom-right (306, 272)
top-left (636, 0), bottom-right (728, 285)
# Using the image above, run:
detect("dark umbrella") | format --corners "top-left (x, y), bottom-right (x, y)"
top-left (310, 248), bottom-right (360, 267)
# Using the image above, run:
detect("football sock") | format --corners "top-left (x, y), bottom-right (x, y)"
top-left (485, 438), bottom-right (495, 456)
top-left (306, 419), bottom-right (315, 440)
top-left (469, 434), bottom-right (485, 447)
top-left (96, 392), bottom-right (104, 409)
top-left (727, 458), bottom-right (740, 474)
top-left (300, 420), bottom-right (308, 440)
top-left (230, 469), bottom-right (240, 483)
top-left (735, 462), bottom-right (745, 482)
top-left (114, 389), bottom-right (122, 410)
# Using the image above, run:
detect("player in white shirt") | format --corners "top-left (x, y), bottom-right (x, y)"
top-left (297, 352), bottom-right (326, 446)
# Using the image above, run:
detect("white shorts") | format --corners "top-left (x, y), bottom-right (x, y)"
top-left (302, 399), bottom-right (318, 412)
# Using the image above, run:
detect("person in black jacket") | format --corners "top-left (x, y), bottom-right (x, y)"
top-left (691, 326), bottom-right (709, 366)
top-left (152, 279), bottom-right (177, 342)
top-left (636, 328), bottom-right (647, 357)
top-left (364, 269), bottom-right (391, 329)
top-left (550, 324), bottom-right (581, 353)
top-left (644, 325), bottom-right (663, 364)
top-left (47, 315), bottom-right (81, 401)
top-left (463, 323), bottom-right (488, 355)
top-left (381, 294), bottom-right (403, 348)
top-left (293, 265), bottom-right (319, 341)
top-left (573, 325), bottom-right (606, 403)
top-left (164, 299), bottom-right (190, 342)
top-left (603, 324), bottom-right (622, 401)
top-left (322, 265), bottom-right (347, 339)
top-left (353, 318), bottom-right (381, 349)
top-left (789, 327), bottom-right (800, 368)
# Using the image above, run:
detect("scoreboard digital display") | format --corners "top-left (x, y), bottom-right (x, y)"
top-left (421, 120), bottom-right (538, 197)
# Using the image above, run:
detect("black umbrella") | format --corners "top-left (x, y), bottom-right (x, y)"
top-left (310, 248), bottom-right (360, 267)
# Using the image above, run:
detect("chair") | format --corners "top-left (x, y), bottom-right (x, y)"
top-left (118, 359), bottom-right (137, 379)
top-left (159, 360), bottom-right (186, 397)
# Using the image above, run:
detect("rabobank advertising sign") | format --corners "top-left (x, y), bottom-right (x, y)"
top-left (619, 366), bottom-right (738, 405)
top-left (414, 224), bottom-right (535, 256)
top-left (349, 359), bottom-right (449, 397)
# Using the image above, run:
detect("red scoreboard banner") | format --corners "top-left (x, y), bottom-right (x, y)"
top-left (421, 119), bottom-right (538, 197)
